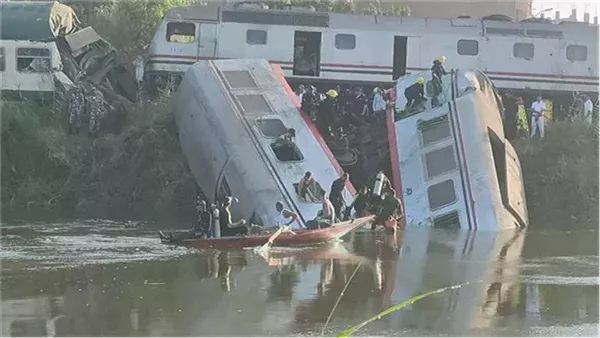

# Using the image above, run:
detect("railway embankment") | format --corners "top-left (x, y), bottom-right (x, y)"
top-left (2, 98), bottom-right (597, 228)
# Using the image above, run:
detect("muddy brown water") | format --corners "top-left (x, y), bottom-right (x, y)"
top-left (1, 221), bottom-right (598, 336)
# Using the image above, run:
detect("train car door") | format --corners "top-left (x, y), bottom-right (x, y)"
top-left (197, 22), bottom-right (218, 58)
top-left (392, 36), bottom-right (408, 80)
top-left (293, 31), bottom-right (321, 77)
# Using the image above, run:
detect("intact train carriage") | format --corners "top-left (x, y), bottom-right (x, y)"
top-left (388, 69), bottom-right (529, 231)
top-left (143, 2), bottom-right (599, 104)
top-left (173, 58), bottom-right (355, 229)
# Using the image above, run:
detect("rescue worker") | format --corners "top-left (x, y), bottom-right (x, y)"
top-left (272, 128), bottom-right (297, 160)
top-left (431, 56), bottom-right (447, 108)
top-left (404, 77), bottom-right (426, 112)
top-left (297, 171), bottom-right (319, 202)
top-left (329, 173), bottom-right (349, 221)
top-left (193, 198), bottom-right (213, 238)
top-left (373, 188), bottom-right (403, 231)
top-left (530, 95), bottom-right (546, 139)
top-left (372, 87), bottom-right (386, 117)
top-left (67, 87), bottom-right (85, 135)
top-left (219, 196), bottom-right (248, 237)
top-left (317, 89), bottom-right (338, 137)
top-left (295, 84), bottom-right (306, 103)
top-left (502, 91), bottom-right (519, 141)
top-left (344, 185), bottom-right (371, 220)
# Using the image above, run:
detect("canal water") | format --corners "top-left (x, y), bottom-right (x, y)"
top-left (1, 221), bottom-right (598, 336)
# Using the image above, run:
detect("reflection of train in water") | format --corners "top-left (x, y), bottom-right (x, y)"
top-left (389, 69), bottom-right (529, 231)
top-left (142, 2), bottom-right (599, 106)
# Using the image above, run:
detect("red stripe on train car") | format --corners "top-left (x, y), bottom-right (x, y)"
top-left (270, 63), bottom-right (357, 197)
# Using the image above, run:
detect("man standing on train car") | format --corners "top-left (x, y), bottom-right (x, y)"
top-left (431, 56), bottom-right (448, 108)
top-left (530, 95), bottom-right (546, 139)
top-left (329, 173), bottom-right (349, 221)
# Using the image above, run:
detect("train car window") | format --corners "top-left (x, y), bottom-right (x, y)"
top-left (513, 43), bottom-right (534, 60)
top-left (166, 22), bottom-right (196, 43)
top-left (334, 34), bottom-right (356, 50)
top-left (566, 45), bottom-right (587, 62)
top-left (427, 179), bottom-right (457, 210)
top-left (0, 48), bottom-right (5, 71)
top-left (457, 39), bottom-right (478, 56)
top-left (16, 48), bottom-right (51, 73)
top-left (433, 210), bottom-right (460, 229)
top-left (270, 142), bottom-right (305, 162)
top-left (526, 29), bottom-right (563, 39)
top-left (424, 145), bottom-right (457, 179)
top-left (419, 116), bottom-right (451, 147)
top-left (246, 29), bottom-right (268, 45)
top-left (255, 118), bottom-right (287, 138)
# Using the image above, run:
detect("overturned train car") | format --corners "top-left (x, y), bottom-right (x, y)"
top-left (173, 58), bottom-right (355, 229)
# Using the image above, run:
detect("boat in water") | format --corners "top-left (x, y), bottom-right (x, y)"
top-left (172, 58), bottom-right (355, 229)
top-left (159, 215), bottom-right (374, 250)
top-left (387, 69), bottom-right (529, 231)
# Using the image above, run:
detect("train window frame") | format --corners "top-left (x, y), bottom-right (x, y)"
top-left (16, 47), bottom-right (51, 73)
top-left (270, 141), bottom-right (305, 162)
top-left (513, 42), bottom-right (534, 60)
top-left (566, 45), bottom-right (587, 62)
top-left (457, 39), bottom-right (479, 56)
top-left (334, 34), bottom-right (356, 50)
top-left (432, 210), bottom-right (460, 229)
top-left (419, 116), bottom-right (452, 147)
top-left (165, 22), bottom-right (196, 44)
top-left (0, 47), bottom-right (5, 72)
top-left (255, 118), bottom-right (288, 138)
top-left (424, 145), bottom-right (458, 179)
top-left (427, 179), bottom-right (457, 210)
top-left (246, 29), bottom-right (268, 45)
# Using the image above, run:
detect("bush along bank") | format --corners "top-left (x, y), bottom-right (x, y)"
top-left (1, 94), bottom-right (197, 224)
top-left (514, 120), bottom-right (599, 228)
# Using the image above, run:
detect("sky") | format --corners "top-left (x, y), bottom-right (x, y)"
top-left (532, 0), bottom-right (599, 21)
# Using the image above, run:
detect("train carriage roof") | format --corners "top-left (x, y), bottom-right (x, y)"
top-left (0, 1), bottom-right (79, 41)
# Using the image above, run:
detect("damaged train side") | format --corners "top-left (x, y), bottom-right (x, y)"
top-left (173, 58), bottom-right (355, 229)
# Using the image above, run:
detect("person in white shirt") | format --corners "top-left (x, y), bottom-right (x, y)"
top-left (530, 96), bottom-right (546, 138)
top-left (584, 97), bottom-right (594, 125)
top-left (372, 87), bottom-right (386, 116)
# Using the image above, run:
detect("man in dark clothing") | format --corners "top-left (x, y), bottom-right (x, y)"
top-left (329, 173), bottom-right (349, 221)
top-left (373, 188), bottom-right (403, 230)
top-left (348, 86), bottom-right (369, 116)
top-left (219, 196), bottom-right (248, 237)
top-left (404, 77), bottom-right (426, 111)
top-left (318, 89), bottom-right (338, 136)
top-left (431, 56), bottom-right (447, 108)
top-left (193, 198), bottom-right (213, 238)
top-left (502, 91), bottom-right (519, 141)
top-left (344, 185), bottom-right (370, 220)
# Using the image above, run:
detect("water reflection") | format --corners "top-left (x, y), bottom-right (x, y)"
top-left (1, 229), bottom-right (598, 336)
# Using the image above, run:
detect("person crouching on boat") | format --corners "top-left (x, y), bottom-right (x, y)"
top-left (373, 189), bottom-right (403, 231)
top-left (276, 202), bottom-right (298, 228)
top-left (219, 196), bottom-right (248, 237)
top-left (193, 198), bottom-right (213, 238)
top-left (344, 185), bottom-right (370, 220)
top-left (297, 171), bottom-right (319, 203)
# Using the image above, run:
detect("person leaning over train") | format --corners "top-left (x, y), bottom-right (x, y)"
top-left (404, 77), bottom-right (427, 112)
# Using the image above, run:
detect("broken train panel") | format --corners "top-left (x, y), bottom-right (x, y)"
top-left (173, 58), bottom-right (355, 229)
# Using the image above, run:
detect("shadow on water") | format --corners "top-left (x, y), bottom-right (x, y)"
top-left (0, 222), bottom-right (598, 337)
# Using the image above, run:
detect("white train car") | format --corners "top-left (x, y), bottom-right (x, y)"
top-left (144, 3), bottom-right (599, 99)
top-left (388, 68), bottom-right (528, 231)
top-left (173, 58), bottom-right (355, 229)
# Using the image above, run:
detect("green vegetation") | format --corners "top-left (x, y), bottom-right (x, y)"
top-left (1, 94), bottom-right (196, 222)
top-left (514, 120), bottom-right (599, 228)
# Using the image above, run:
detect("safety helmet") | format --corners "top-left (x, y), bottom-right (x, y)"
top-left (416, 77), bottom-right (425, 84)
top-left (373, 87), bottom-right (381, 93)
top-left (435, 56), bottom-right (447, 63)
top-left (326, 89), bottom-right (338, 98)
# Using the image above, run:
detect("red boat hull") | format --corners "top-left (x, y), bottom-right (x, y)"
top-left (166, 216), bottom-right (374, 250)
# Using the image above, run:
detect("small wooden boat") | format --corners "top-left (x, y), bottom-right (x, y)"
top-left (159, 215), bottom-right (374, 250)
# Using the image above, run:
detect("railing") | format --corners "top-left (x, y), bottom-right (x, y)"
top-left (394, 70), bottom-right (454, 120)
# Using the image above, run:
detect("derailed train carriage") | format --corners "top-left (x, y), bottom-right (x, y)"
top-left (173, 58), bottom-right (355, 229)
top-left (389, 69), bottom-right (529, 231)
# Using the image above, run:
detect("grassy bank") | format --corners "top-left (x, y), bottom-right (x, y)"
top-left (1, 95), bottom-right (196, 224)
top-left (514, 120), bottom-right (599, 228)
